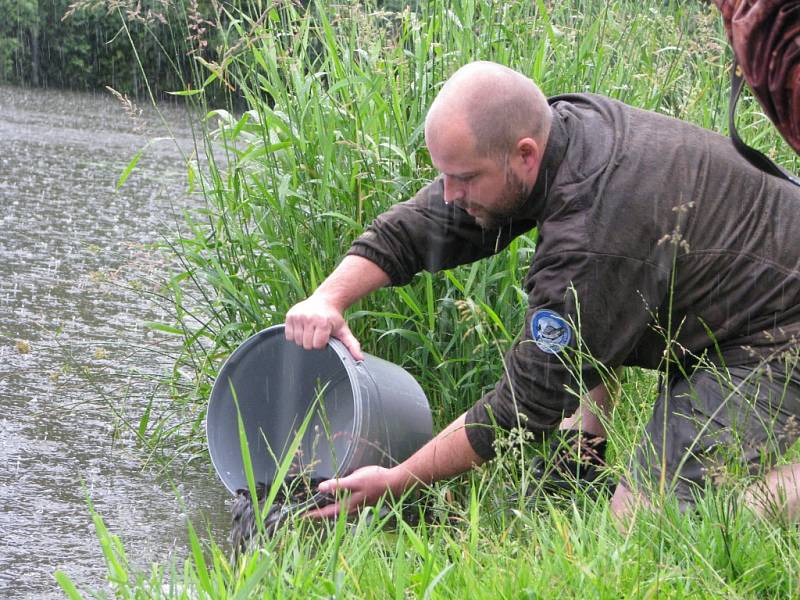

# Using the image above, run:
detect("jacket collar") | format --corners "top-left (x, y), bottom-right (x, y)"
top-left (520, 105), bottom-right (568, 223)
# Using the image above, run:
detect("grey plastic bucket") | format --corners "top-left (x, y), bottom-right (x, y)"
top-left (206, 324), bottom-right (433, 498)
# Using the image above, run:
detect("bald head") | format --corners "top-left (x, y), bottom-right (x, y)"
top-left (425, 61), bottom-right (551, 162)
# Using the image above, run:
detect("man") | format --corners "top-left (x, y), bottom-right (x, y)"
top-left (285, 61), bottom-right (800, 522)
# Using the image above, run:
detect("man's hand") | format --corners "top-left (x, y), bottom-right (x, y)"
top-left (304, 466), bottom-right (404, 518)
top-left (284, 296), bottom-right (364, 361)
top-left (283, 255), bottom-right (390, 360)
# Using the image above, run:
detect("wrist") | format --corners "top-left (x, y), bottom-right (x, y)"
top-left (310, 287), bottom-right (349, 314)
top-left (387, 465), bottom-right (418, 497)
top-left (313, 256), bottom-right (390, 313)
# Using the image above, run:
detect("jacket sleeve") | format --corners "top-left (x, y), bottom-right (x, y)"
top-left (464, 251), bottom-right (668, 460)
top-left (346, 177), bottom-right (537, 286)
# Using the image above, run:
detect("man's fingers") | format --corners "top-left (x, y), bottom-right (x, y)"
top-left (301, 323), bottom-right (316, 350)
top-left (290, 318), bottom-right (305, 347)
top-left (303, 502), bottom-right (343, 519)
top-left (304, 483), bottom-right (358, 519)
top-left (284, 319), bottom-right (295, 342)
top-left (336, 325), bottom-right (364, 361)
top-left (312, 324), bottom-right (332, 350)
top-left (284, 299), bottom-right (356, 356)
top-left (318, 477), bottom-right (346, 494)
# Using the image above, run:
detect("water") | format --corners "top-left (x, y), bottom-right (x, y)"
top-left (0, 86), bottom-right (230, 598)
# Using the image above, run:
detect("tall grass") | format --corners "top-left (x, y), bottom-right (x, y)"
top-left (59, 0), bottom-right (800, 597)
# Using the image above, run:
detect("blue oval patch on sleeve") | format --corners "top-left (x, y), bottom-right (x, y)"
top-left (531, 309), bottom-right (572, 354)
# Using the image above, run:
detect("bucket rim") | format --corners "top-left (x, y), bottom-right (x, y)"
top-left (206, 324), bottom-right (364, 495)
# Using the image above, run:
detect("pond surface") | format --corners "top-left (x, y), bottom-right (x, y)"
top-left (0, 86), bottom-right (230, 598)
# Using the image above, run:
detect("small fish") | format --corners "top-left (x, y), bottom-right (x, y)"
top-left (230, 476), bottom-right (333, 555)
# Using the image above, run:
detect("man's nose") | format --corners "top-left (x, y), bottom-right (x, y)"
top-left (443, 175), bottom-right (465, 205)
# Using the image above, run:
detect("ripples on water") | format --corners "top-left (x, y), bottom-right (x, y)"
top-left (0, 86), bottom-right (229, 599)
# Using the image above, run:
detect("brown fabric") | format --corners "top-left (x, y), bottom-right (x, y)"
top-left (348, 93), bottom-right (800, 460)
top-left (713, 0), bottom-right (800, 153)
top-left (628, 360), bottom-right (800, 511)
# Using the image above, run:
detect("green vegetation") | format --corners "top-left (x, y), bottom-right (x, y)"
top-left (57, 481), bottom-right (800, 598)
top-left (57, 0), bottom-right (800, 597)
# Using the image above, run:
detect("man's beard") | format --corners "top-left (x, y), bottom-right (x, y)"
top-left (473, 168), bottom-right (532, 230)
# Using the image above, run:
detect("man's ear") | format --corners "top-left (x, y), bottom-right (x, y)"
top-left (517, 137), bottom-right (540, 166)
top-left (516, 137), bottom-right (541, 177)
